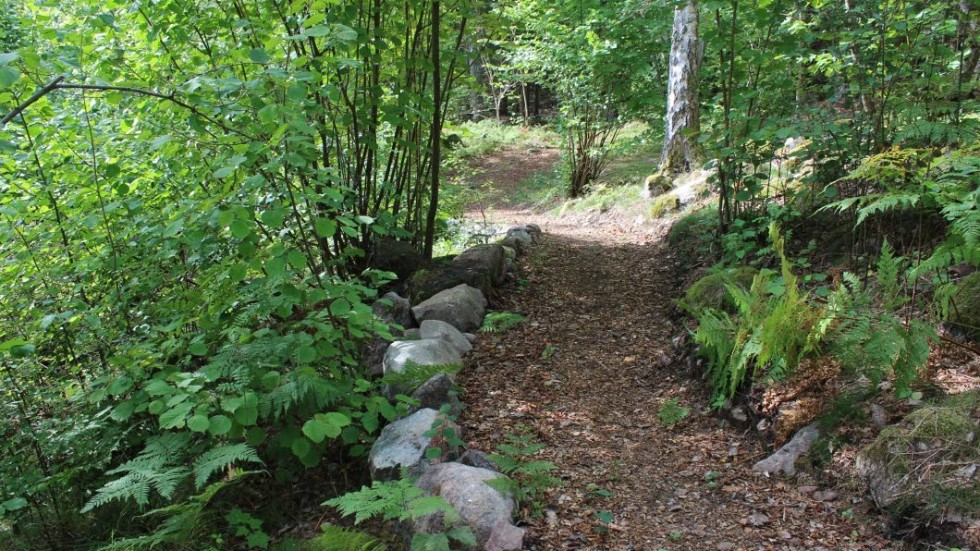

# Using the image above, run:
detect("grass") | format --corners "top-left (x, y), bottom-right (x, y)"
top-left (445, 119), bottom-right (561, 159)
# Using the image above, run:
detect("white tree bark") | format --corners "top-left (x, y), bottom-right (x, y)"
top-left (660, 0), bottom-right (704, 174)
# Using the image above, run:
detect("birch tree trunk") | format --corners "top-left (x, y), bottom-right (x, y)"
top-left (660, 0), bottom-right (704, 174)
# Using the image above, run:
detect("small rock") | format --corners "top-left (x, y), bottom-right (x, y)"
top-left (459, 449), bottom-right (497, 471)
top-left (798, 485), bottom-right (818, 495)
top-left (779, 530), bottom-right (792, 539)
top-left (731, 407), bottom-right (748, 422)
top-left (717, 543), bottom-right (735, 551)
top-left (870, 404), bottom-right (888, 430)
top-left (752, 423), bottom-right (820, 477)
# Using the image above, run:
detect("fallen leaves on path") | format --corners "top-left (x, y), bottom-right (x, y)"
top-left (458, 232), bottom-right (899, 551)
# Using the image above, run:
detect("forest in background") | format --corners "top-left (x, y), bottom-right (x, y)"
top-left (0, 0), bottom-right (976, 548)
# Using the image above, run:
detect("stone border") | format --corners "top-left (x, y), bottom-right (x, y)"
top-left (365, 224), bottom-right (542, 550)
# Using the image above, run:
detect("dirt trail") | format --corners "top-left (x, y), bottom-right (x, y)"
top-left (456, 149), bottom-right (898, 550)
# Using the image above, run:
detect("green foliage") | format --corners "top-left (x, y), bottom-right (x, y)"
top-left (324, 478), bottom-right (475, 551)
top-left (942, 272), bottom-right (980, 340)
top-left (276, 525), bottom-right (386, 551)
top-left (488, 430), bottom-right (561, 518)
top-left (683, 224), bottom-right (824, 405)
top-left (380, 362), bottom-right (463, 394)
top-left (480, 312), bottom-right (526, 333)
top-left (226, 508), bottom-right (269, 550)
top-left (823, 252), bottom-right (937, 398)
top-left (657, 398), bottom-right (690, 428)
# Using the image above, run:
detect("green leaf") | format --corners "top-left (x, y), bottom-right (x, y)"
top-left (230, 218), bottom-right (253, 239)
top-left (188, 342), bottom-right (208, 356)
top-left (249, 48), bottom-right (271, 64)
top-left (108, 376), bottom-right (133, 396)
top-left (159, 402), bottom-right (194, 429)
top-left (302, 412), bottom-right (351, 443)
top-left (330, 298), bottom-right (351, 316)
top-left (260, 208), bottom-right (287, 228)
top-left (0, 66), bottom-right (20, 88)
top-left (314, 218), bottom-right (337, 237)
top-left (209, 415), bottom-right (233, 436)
top-left (287, 250), bottom-right (307, 269)
top-left (291, 436), bottom-right (311, 459)
top-left (187, 414), bottom-right (211, 433)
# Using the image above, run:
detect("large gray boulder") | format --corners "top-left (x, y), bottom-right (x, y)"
top-left (420, 319), bottom-right (473, 355)
top-left (383, 339), bottom-right (462, 395)
top-left (413, 462), bottom-right (524, 551)
top-left (412, 284), bottom-right (487, 333)
top-left (369, 408), bottom-right (461, 481)
top-left (452, 244), bottom-right (507, 287)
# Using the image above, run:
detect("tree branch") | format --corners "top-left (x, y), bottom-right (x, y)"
top-left (2, 78), bottom-right (254, 139)
top-left (1, 75), bottom-right (65, 127)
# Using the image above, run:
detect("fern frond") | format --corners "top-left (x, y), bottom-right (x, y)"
top-left (324, 479), bottom-right (423, 525)
top-left (308, 525), bottom-right (387, 551)
top-left (192, 443), bottom-right (262, 489)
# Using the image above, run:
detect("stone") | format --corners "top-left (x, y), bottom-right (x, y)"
top-left (420, 319), bottom-right (473, 355)
top-left (370, 239), bottom-right (424, 284)
top-left (409, 265), bottom-right (497, 304)
top-left (459, 449), bottom-right (498, 471)
top-left (812, 490), bottom-right (837, 502)
top-left (501, 246), bottom-right (517, 260)
top-left (372, 292), bottom-right (415, 329)
top-left (410, 373), bottom-right (462, 416)
top-left (501, 229), bottom-right (533, 254)
top-left (747, 513), bottom-right (769, 527)
top-left (452, 244), bottom-right (507, 287)
top-left (363, 292), bottom-right (416, 376)
top-left (857, 395), bottom-right (979, 512)
top-left (412, 284), bottom-right (487, 333)
top-left (413, 462), bottom-right (523, 550)
top-left (383, 339), bottom-right (462, 394)
top-left (463, 333), bottom-right (477, 344)
top-left (507, 225), bottom-right (541, 243)
top-left (752, 423), bottom-right (820, 477)
top-left (369, 408), bottom-right (460, 481)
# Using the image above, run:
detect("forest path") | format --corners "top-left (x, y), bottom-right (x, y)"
top-left (455, 150), bottom-right (897, 550)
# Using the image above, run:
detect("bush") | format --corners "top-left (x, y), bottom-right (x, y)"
top-left (943, 272), bottom-right (980, 340)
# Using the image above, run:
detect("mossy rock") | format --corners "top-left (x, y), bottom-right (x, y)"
top-left (856, 391), bottom-right (979, 525)
top-left (945, 271), bottom-right (980, 340)
top-left (683, 266), bottom-right (758, 313)
top-left (651, 193), bottom-right (681, 218)
top-left (643, 172), bottom-right (672, 197)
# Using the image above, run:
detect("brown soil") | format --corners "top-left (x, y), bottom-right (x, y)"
top-left (455, 148), bottom-right (905, 550)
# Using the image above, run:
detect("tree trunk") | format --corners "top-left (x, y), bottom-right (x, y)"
top-left (660, 0), bottom-right (704, 174)
top-left (423, 0), bottom-right (440, 260)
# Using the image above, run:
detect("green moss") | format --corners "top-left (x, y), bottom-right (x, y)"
top-left (650, 193), bottom-right (680, 218)
top-left (860, 390), bottom-right (979, 522)
top-left (643, 172), bottom-right (672, 196)
top-left (683, 266), bottom-right (758, 313)
top-left (945, 271), bottom-right (980, 339)
top-left (668, 207), bottom-right (717, 247)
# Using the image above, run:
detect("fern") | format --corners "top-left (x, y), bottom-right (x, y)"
top-left (380, 361), bottom-right (462, 392)
top-left (192, 443), bottom-right (263, 489)
top-left (324, 478), bottom-right (424, 525)
top-left (480, 312), bottom-right (525, 333)
top-left (304, 525), bottom-right (387, 551)
top-left (82, 433), bottom-right (193, 512)
top-left (97, 478), bottom-right (236, 550)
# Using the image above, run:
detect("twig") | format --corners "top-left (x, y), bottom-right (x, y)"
top-left (1, 75), bottom-right (65, 126)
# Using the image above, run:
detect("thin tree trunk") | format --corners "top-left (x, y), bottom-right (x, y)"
top-left (660, 0), bottom-right (704, 174)
top-left (423, 0), bottom-right (441, 260)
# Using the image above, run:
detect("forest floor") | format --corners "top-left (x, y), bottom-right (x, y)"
top-left (454, 145), bottom-right (905, 550)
